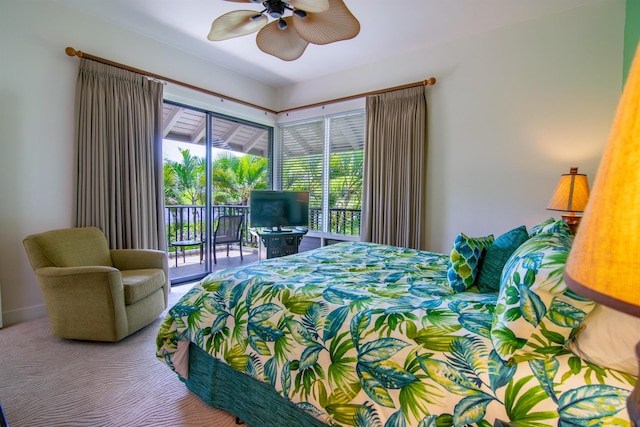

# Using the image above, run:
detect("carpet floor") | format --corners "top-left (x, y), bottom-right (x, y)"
top-left (0, 285), bottom-right (240, 427)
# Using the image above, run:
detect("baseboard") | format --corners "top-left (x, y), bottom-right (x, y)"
top-left (2, 303), bottom-right (47, 326)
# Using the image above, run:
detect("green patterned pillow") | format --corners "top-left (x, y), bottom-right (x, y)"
top-left (491, 232), bottom-right (595, 364)
top-left (447, 233), bottom-right (494, 293)
top-left (476, 225), bottom-right (529, 293)
top-left (529, 217), bottom-right (572, 238)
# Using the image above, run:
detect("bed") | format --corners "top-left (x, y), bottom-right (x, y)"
top-left (156, 219), bottom-right (637, 426)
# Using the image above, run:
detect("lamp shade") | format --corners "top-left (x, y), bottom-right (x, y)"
top-left (564, 44), bottom-right (640, 318)
top-left (547, 167), bottom-right (590, 213)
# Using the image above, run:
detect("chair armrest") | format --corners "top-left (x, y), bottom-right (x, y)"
top-left (33, 266), bottom-right (128, 341)
top-left (36, 265), bottom-right (119, 276)
top-left (35, 266), bottom-right (123, 292)
top-left (110, 249), bottom-right (167, 271)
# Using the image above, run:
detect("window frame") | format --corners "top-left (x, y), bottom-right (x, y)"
top-left (276, 108), bottom-right (365, 241)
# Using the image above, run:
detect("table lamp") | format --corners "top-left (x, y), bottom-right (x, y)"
top-left (563, 43), bottom-right (640, 425)
top-left (547, 167), bottom-right (589, 234)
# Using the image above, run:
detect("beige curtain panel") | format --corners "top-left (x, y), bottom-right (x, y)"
top-left (361, 86), bottom-right (428, 250)
top-left (74, 58), bottom-right (166, 250)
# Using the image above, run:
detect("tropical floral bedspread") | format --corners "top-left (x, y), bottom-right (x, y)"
top-left (156, 242), bottom-right (634, 426)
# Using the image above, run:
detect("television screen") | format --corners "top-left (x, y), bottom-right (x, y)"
top-left (249, 191), bottom-right (310, 231)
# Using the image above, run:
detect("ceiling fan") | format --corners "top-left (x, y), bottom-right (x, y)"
top-left (207, 0), bottom-right (360, 61)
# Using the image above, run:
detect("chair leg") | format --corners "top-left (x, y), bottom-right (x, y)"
top-left (227, 243), bottom-right (230, 257)
top-left (240, 240), bottom-right (243, 260)
top-left (213, 244), bottom-right (217, 264)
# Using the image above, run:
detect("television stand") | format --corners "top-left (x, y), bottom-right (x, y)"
top-left (267, 227), bottom-right (292, 233)
top-left (252, 228), bottom-right (308, 259)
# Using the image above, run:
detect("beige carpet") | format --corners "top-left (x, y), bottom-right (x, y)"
top-left (0, 285), bottom-right (240, 427)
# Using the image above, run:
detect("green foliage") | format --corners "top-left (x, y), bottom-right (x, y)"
top-left (163, 149), bottom-right (269, 206)
top-left (164, 148), bottom-right (206, 205)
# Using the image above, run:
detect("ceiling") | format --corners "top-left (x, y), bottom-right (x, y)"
top-left (52, 0), bottom-right (603, 88)
top-left (56, 0), bottom-right (603, 157)
top-left (163, 104), bottom-right (270, 156)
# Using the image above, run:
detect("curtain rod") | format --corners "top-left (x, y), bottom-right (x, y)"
top-left (65, 47), bottom-right (278, 115)
top-left (278, 77), bottom-right (437, 114)
top-left (65, 46), bottom-right (436, 116)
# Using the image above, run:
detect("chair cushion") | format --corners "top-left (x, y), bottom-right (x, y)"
top-left (121, 269), bottom-right (166, 305)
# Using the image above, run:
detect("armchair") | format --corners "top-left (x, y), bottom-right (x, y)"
top-left (23, 227), bottom-right (169, 342)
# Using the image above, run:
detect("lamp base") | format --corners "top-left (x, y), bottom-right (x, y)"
top-left (628, 342), bottom-right (640, 426)
top-left (561, 214), bottom-right (582, 234)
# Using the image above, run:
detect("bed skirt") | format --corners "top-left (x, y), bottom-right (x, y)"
top-left (183, 343), bottom-right (327, 427)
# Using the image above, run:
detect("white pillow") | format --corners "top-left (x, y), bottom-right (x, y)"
top-left (567, 304), bottom-right (640, 376)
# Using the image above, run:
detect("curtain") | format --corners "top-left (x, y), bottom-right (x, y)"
top-left (361, 86), bottom-right (428, 250)
top-left (74, 58), bottom-right (166, 250)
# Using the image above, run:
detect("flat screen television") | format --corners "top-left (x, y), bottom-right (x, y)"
top-left (249, 190), bottom-right (310, 231)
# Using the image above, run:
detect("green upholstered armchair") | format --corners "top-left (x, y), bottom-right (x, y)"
top-left (23, 227), bottom-right (169, 342)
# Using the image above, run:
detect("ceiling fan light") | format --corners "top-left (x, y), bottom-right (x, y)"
top-left (266, 0), bottom-right (286, 19)
top-left (293, 9), bottom-right (307, 19)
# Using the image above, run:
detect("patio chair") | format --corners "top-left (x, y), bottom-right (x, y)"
top-left (213, 215), bottom-right (244, 264)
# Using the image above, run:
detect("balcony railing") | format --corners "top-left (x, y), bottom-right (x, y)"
top-left (165, 205), bottom-right (361, 249)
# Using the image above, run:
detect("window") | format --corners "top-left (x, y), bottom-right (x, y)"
top-left (276, 110), bottom-right (365, 237)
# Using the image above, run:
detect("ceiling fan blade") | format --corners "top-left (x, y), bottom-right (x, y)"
top-left (207, 10), bottom-right (268, 41)
top-left (292, 0), bottom-right (360, 45)
top-left (256, 18), bottom-right (309, 61)
top-left (289, 0), bottom-right (329, 13)
top-left (223, 0), bottom-right (261, 2)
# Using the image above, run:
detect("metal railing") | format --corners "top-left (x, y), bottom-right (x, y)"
top-left (165, 205), bottom-right (361, 250)
top-left (309, 208), bottom-right (362, 236)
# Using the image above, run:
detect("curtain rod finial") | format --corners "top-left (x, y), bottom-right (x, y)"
top-left (425, 77), bottom-right (436, 86)
top-left (65, 47), bottom-right (84, 58)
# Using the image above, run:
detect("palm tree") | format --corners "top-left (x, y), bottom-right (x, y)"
top-left (211, 153), bottom-right (269, 205)
top-left (329, 150), bottom-right (363, 210)
top-left (164, 148), bottom-right (206, 205)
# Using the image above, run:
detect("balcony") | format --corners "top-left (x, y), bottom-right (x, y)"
top-left (165, 204), bottom-right (361, 278)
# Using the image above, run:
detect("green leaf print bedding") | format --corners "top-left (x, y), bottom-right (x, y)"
top-left (156, 242), bottom-right (635, 426)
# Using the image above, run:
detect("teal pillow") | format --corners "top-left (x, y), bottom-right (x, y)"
top-left (475, 225), bottom-right (529, 293)
top-left (447, 233), bottom-right (494, 293)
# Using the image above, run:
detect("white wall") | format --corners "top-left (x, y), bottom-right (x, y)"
top-left (0, 0), bottom-right (626, 324)
top-left (279, 0), bottom-right (626, 253)
top-left (0, 0), bottom-right (276, 325)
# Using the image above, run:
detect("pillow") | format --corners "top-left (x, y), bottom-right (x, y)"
top-left (447, 233), bottom-right (494, 293)
top-left (529, 217), bottom-right (573, 238)
top-left (567, 304), bottom-right (640, 376)
top-left (475, 225), bottom-right (529, 293)
top-left (491, 232), bottom-right (596, 364)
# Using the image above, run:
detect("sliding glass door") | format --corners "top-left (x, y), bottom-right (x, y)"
top-left (162, 101), bottom-right (273, 284)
